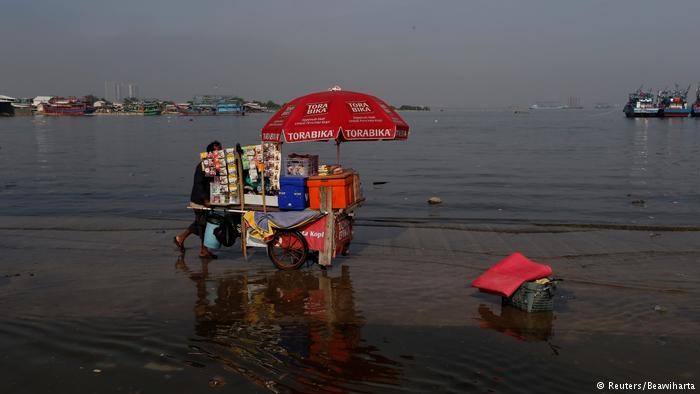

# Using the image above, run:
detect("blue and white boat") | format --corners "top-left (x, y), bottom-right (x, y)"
top-left (623, 87), bottom-right (660, 118)
top-left (658, 84), bottom-right (691, 118)
top-left (216, 102), bottom-right (245, 115)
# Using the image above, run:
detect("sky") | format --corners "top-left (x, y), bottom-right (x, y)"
top-left (2, 0), bottom-right (700, 107)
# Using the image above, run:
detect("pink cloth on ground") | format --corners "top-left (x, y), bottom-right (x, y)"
top-left (471, 252), bottom-right (553, 297)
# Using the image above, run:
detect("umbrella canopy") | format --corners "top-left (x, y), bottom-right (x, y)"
top-left (262, 86), bottom-right (409, 144)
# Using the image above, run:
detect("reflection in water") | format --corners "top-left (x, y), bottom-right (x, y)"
top-left (629, 120), bottom-right (649, 185)
top-left (476, 304), bottom-right (555, 342)
top-left (33, 118), bottom-right (53, 155)
top-left (176, 259), bottom-right (402, 392)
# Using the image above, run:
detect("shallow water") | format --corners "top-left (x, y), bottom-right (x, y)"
top-left (1, 112), bottom-right (699, 393)
top-left (1, 223), bottom-right (698, 393)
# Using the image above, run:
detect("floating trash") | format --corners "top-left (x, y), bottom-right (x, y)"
top-left (428, 196), bottom-right (442, 205)
top-left (653, 305), bottom-right (668, 313)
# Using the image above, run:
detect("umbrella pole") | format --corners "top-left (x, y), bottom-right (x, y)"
top-left (261, 143), bottom-right (267, 214)
top-left (336, 141), bottom-right (340, 166)
top-left (236, 151), bottom-right (248, 258)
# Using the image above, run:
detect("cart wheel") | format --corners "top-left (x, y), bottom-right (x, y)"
top-left (267, 230), bottom-right (309, 270)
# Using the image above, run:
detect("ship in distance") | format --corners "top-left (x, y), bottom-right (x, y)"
top-left (623, 86), bottom-right (660, 117)
top-left (657, 84), bottom-right (691, 117)
top-left (529, 102), bottom-right (566, 110)
top-left (692, 83), bottom-right (700, 117)
top-left (624, 83), bottom-right (700, 118)
top-left (529, 97), bottom-right (583, 110)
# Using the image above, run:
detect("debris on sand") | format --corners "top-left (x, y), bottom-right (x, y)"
top-left (653, 305), bottom-right (668, 313)
top-left (428, 197), bottom-right (442, 205)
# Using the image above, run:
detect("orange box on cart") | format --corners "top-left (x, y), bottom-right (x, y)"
top-left (307, 172), bottom-right (355, 209)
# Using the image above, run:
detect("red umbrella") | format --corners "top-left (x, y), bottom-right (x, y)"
top-left (262, 86), bottom-right (409, 163)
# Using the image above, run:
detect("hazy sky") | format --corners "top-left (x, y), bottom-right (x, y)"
top-left (2, 0), bottom-right (699, 107)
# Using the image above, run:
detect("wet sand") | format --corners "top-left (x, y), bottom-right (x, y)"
top-left (1, 215), bottom-right (698, 393)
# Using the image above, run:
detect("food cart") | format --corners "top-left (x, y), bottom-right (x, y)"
top-left (196, 86), bottom-right (409, 270)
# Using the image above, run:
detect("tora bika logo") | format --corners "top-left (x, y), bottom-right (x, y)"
top-left (280, 105), bottom-right (295, 117)
top-left (344, 128), bottom-right (392, 139)
top-left (346, 101), bottom-right (373, 113)
top-left (395, 128), bottom-right (409, 139)
top-left (262, 132), bottom-right (280, 142)
top-left (286, 129), bottom-right (335, 142)
top-left (305, 102), bottom-right (328, 116)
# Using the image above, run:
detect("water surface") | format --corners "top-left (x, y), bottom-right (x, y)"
top-left (1, 109), bottom-right (699, 225)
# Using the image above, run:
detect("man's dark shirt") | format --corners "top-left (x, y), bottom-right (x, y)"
top-left (190, 164), bottom-right (210, 205)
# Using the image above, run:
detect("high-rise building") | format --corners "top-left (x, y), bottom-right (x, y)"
top-left (114, 82), bottom-right (122, 102)
top-left (104, 80), bottom-right (139, 102)
top-left (128, 83), bottom-right (139, 99)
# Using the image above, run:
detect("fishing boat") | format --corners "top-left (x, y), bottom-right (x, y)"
top-left (215, 101), bottom-right (245, 115)
top-left (141, 101), bottom-right (160, 115)
top-left (11, 101), bottom-right (33, 116)
top-left (623, 87), bottom-right (660, 118)
top-left (658, 84), bottom-right (691, 117)
top-left (243, 102), bottom-right (270, 112)
top-left (0, 95), bottom-right (14, 116)
top-left (43, 97), bottom-right (87, 116)
top-left (161, 104), bottom-right (181, 115)
top-left (0, 95), bottom-right (31, 116)
top-left (692, 83), bottom-right (700, 117)
top-left (126, 100), bottom-right (160, 115)
top-left (0, 101), bottom-right (13, 117)
top-left (176, 105), bottom-right (215, 116)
